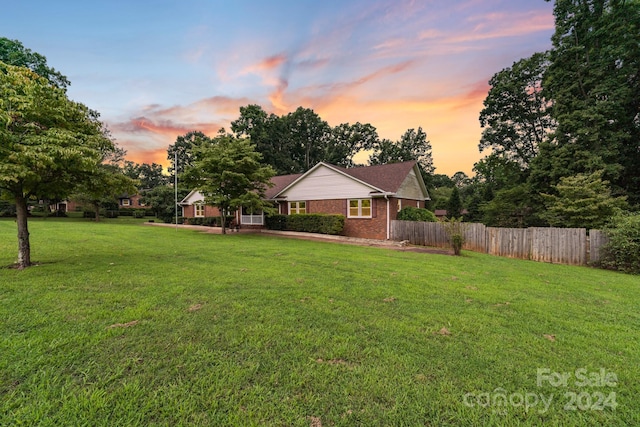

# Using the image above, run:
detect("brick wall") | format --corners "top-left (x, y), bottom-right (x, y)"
top-left (307, 198), bottom-right (389, 240)
top-left (182, 205), bottom-right (222, 218)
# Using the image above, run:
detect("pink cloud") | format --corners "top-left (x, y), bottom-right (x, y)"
top-left (451, 11), bottom-right (555, 43)
top-left (244, 53), bottom-right (288, 74)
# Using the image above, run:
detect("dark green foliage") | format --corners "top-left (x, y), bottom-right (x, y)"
top-left (431, 174), bottom-right (454, 188)
top-left (184, 216), bottom-right (231, 227)
top-left (265, 214), bottom-right (288, 230)
top-left (167, 131), bottom-right (209, 177)
top-left (231, 105), bottom-right (298, 174)
top-left (479, 52), bottom-right (553, 169)
top-left (446, 186), bottom-right (463, 218)
top-left (141, 185), bottom-right (189, 224)
top-left (397, 207), bottom-right (437, 222)
top-left (123, 161), bottom-right (167, 190)
top-left (540, 170), bottom-right (628, 229)
top-left (481, 184), bottom-right (541, 228)
top-left (83, 209), bottom-right (118, 219)
top-left (0, 200), bottom-right (16, 217)
top-left (329, 122), bottom-right (379, 167)
top-left (231, 105), bottom-right (381, 174)
top-left (541, 0), bottom-right (640, 203)
top-left (473, 0), bottom-right (640, 227)
top-left (133, 210), bottom-right (145, 218)
top-left (265, 214), bottom-right (345, 235)
top-left (182, 132), bottom-right (275, 234)
top-left (369, 127), bottom-right (434, 185)
top-left (599, 213), bottom-right (640, 274)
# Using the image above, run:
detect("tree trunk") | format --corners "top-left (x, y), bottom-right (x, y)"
top-left (93, 202), bottom-right (101, 222)
top-left (15, 195), bottom-right (31, 269)
top-left (221, 209), bottom-right (227, 235)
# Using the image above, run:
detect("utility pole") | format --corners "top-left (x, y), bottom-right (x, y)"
top-left (175, 150), bottom-right (178, 231)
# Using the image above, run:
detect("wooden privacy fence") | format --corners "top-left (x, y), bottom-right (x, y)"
top-left (391, 221), bottom-right (610, 266)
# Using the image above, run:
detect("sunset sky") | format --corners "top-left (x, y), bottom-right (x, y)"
top-left (2, 1), bottom-right (555, 175)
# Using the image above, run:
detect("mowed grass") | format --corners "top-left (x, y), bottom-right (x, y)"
top-left (0, 219), bottom-right (638, 426)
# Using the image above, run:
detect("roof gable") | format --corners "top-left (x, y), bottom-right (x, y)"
top-left (275, 163), bottom-right (378, 200)
top-left (265, 173), bottom-right (303, 199)
top-left (180, 189), bottom-right (204, 205)
top-left (271, 161), bottom-right (429, 200)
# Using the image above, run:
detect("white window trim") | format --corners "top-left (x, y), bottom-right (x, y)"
top-left (348, 199), bottom-right (372, 218)
top-left (122, 199), bottom-right (130, 206)
top-left (194, 202), bottom-right (205, 218)
top-left (289, 201), bottom-right (306, 214)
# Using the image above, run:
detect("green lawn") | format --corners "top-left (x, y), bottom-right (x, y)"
top-left (1, 218), bottom-right (638, 426)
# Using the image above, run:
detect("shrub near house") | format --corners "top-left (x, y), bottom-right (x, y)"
top-left (397, 206), bottom-right (437, 222)
top-left (266, 214), bottom-right (345, 235)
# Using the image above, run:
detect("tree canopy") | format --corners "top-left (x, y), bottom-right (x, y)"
top-left (0, 37), bottom-right (70, 88)
top-left (123, 161), bottom-right (167, 190)
top-left (182, 132), bottom-right (275, 234)
top-left (0, 61), bottom-right (115, 268)
top-left (541, 171), bottom-right (627, 229)
top-left (538, 0), bottom-right (640, 201)
top-left (472, 0), bottom-right (640, 227)
top-left (479, 52), bottom-right (553, 169)
top-left (230, 104), bottom-right (432, 178)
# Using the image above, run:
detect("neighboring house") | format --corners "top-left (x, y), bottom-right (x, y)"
top-left (118, 193), bottom-right (146, 209)
top-left (181, 161), bottom-right (430, 240)
top-left (180, 190), bottom-right (224, 219)
top-left (50, 200), bottom-right (82, 213)
top-left (434, 209), bottom-right (469, 220)
top-left (51, 193), bottom-right (148, 213)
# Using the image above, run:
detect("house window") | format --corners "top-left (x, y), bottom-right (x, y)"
top-left (289, 201), bottom-right (306, 214)
top-left (194, 203), bottom-right (205, 217)
top-left (241, 207), bottom-right (263, 225)
top-left (348, 199), bottom-right (372, 218)
top-left (122, 199), bottom-right (130, 206)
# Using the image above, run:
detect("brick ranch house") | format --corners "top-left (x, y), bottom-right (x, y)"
top-left (180, 160), bottom-right (430, 240)
top-left (51, 193), bottom-right (147, 213)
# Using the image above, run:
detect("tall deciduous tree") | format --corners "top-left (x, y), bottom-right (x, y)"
top-left (167, 130), bottom-right (209, 176)
top-left (231, 104), bottom-right (295, 174)
top-left (0, 61), bottom-right (113, 268)
top-left (182, 133), bottom-right (275, 234)
top-left (369, 126), bottom-right (433, 184)
top-left (479, 52), bottom-right (554, 170)
top-left (232, 105), bottom-right (383, 173)
top-left (539, 0), bottom-right (640, 203)
top-left (123, 161), bottom-right (167, 189)
top-left (329, 122), bottom-right (379, 167)
top-left (284, 107), bottom-right (332, 173)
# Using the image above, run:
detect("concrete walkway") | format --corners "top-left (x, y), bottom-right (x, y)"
top-left (143, 222), bottom-right (255, 234)
top-left (143, 222), bottom-right (450, 254)
top-left (144, 222), bottom-right (401, 245)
